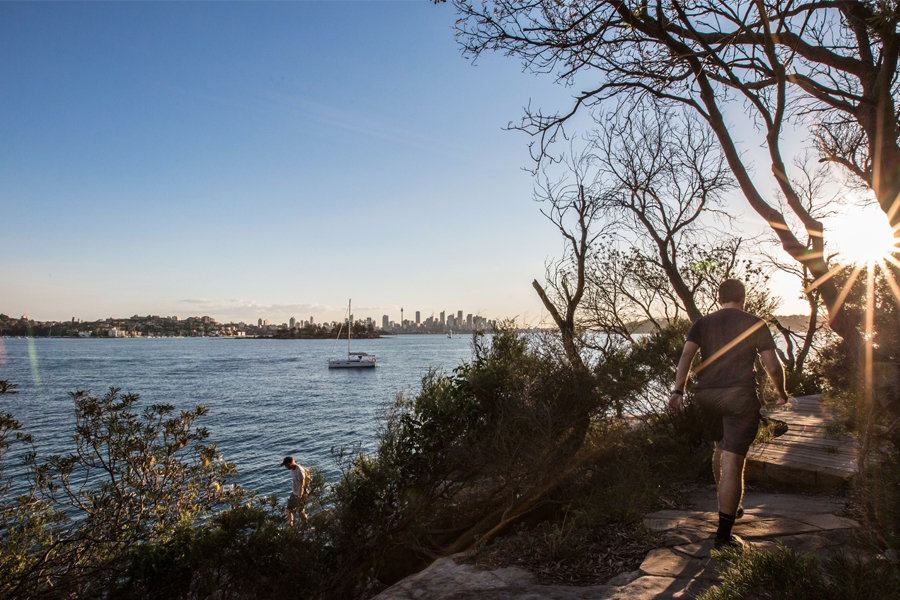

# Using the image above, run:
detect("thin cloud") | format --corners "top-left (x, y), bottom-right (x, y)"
top-left (173, 298), bottom-right (404, 323)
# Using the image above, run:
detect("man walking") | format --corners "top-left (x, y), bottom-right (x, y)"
top-left (669, 279), bottom-right (788, 549)
top-left (282, 456), bottom-right (308, 526)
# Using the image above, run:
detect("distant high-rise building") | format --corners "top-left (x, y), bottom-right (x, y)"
top-left (310, 316), bottom-right (314, 324)
top-left (457, 311), bottom-right (463, 328)
top-left (415, 311), bottom-right (420, 324)
top-left (440, 311), bottom-right (445, 326)
top-left (264, 319), bottom-right (269, 326)
top-left (466, 314), bottom-right (473, 330)
top-left (258, 318), bottom-right (263, 327)
top-left (289, 317), bottom-right (296, 329)
top-left (382, 315), bottom-right (389, 330)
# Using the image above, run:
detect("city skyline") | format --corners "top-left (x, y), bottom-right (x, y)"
top-left (3, 303), bottom-right (498, 331)
top-left (2, 300), bottom-right (510, 328)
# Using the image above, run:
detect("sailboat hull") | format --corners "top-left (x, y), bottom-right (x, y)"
top-left (328, 358), bottom-right (377, 369)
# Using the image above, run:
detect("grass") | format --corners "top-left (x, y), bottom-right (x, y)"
top-left (700, 543), bottom-right (900, 600)
top-left (753, 417), bottom-right (789, 445)
top-left (823, 420), bottom-right (849, 440)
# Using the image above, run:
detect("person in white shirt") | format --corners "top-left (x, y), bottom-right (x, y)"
top-left (281, 456), bottom-right (308, 526)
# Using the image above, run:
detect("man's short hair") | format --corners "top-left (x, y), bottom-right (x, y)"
top-left (281, 456), bottom-right (294, 467)
top-left (718, 279), bottom-right (746, 304)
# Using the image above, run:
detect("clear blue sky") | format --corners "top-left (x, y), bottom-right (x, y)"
top-left (0, 1), bottom-right (576, 324)
top-left (2, 1), bottom-right (854, 325)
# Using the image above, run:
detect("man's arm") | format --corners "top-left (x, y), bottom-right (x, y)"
top-left (760, 349), bottom-right (789, 405)
top-left (669, 341), bottom-right (699, 413)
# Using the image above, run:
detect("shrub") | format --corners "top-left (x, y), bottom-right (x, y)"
top-left (120, 500), bottom-right (333, 600)
top-left (0, 386), bottom-right (244, 598)
top-left (324, 327), bottom-right (603, 595)
top-left (700, 544), bottom-right (900, 600)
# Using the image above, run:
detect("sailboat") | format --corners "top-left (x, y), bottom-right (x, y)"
top-left (328, 300), bottom-right (376, 369)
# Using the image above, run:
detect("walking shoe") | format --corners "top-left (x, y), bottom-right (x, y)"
top-left (714, 534), bottom-right (746, 551)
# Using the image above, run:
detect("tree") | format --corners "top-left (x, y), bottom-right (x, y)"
top-left (536, 109), bottom-right (770, 345)
top-left (588, 109), bottom-right (736, 322)
top-left (532, 148), bottom-right (608, 370)
top-left (453, 0), bottom-right (900, 345)
top-left (762, 156), bottom-right (845, 387)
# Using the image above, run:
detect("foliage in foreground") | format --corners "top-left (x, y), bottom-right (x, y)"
top-left (0, 385), bottom-right (246, 598)
top-left (700, 544), bottom-right (900, 600)
top-left (0, 324), bottom-right (712, 599)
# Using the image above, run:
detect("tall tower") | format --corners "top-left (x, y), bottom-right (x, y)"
top-left (415, 311), bottom-right (420, 324)
top-left (401, 307), bottom-right (404, 326)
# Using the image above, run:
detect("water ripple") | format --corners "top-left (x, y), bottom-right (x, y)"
top-left (0, 335), bottom-right (474, 497)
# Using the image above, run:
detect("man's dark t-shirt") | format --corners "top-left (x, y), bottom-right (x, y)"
top-left (686, 308), bottom-right (776, 389)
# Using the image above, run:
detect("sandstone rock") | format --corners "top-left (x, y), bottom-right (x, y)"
top-left (639, 548), bottom-right (720, 581)
top-left (604, 571), bottom-right (640, 586)
top-left (609, 575), bottom-right (713, 599)
top-left (371, 556), bottom-right (621, 600)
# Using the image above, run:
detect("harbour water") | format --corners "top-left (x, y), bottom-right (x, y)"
top-left (0, 335), bottom-right (476, 497)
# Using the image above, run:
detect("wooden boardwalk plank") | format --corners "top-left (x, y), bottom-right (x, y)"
top-left (746, 394), bottom-right (858, 489)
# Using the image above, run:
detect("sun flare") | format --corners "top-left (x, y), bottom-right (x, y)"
top-left (830, 206), bottom-right (898, 264)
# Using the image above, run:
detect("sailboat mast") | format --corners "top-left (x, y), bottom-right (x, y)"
top-left (348, 299), bottom-right (352, 355)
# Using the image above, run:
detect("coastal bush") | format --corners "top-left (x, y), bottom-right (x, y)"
top-left (0, 386), bottom-right (248, 599)
top-left (325, 327), bottom-right (603, 595)
top-left (700, 544), bottom-right (900, 600)
top-left (806, 265), bottom-right (900, 553)
top-left (334, 324), bottom-right (710, 583)
top-left (117, 499), bottom-right (334, 600)
top-left (465, 376), bottom-right (711, 583)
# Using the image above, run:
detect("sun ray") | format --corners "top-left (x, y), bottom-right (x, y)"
top-left (828, 265), bottom-right (864, 318)
top-left (887, 191), bottom-right (900, 224)
top-left (864, 264), bottom-right (875, 411)
top-left (803, 263), bottom-right (844, 294)
top-left (693, 319), bottom-right (768, 375)
top-left (885, 254), bottom-right (900, 271)
top-left (879, 260), bottom-right (900, 306)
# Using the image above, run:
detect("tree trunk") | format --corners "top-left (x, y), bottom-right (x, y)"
top-left (533, 279), bottom-right (585, 371)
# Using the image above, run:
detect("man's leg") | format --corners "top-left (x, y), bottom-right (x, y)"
top-left (717, 449), bottom-right (745, 516)
top-left (712, 444), bottom-right (722, 484)
top-left (714, 448), bottom-right (746, 547)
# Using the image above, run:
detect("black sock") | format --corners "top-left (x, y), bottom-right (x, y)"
top-left (716, 512), bottom-right (736, 540)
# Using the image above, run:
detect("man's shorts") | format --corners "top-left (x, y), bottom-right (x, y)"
top-left (287, 493), bottom-right (304, 511)
top-left (694, 386), bottom-right (761, 456)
